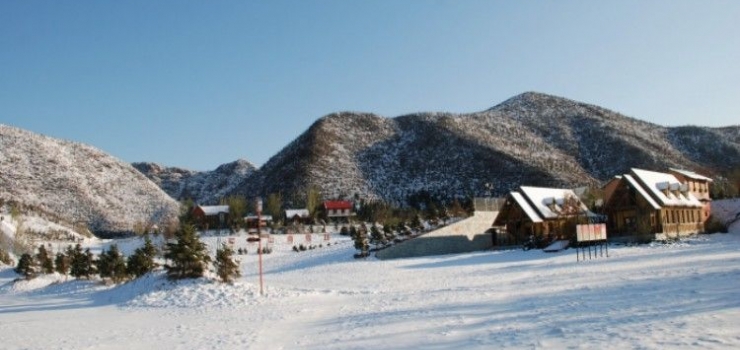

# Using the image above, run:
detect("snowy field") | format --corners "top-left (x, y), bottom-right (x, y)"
top-left (2, 224), bottom-right (740, 349)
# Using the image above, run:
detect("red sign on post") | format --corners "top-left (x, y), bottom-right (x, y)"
top-left (287, 235), bottom-right (293, 244)
top-left (323, 233), bottom-right (330, 241)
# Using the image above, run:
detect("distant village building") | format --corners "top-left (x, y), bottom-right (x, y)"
top-left (602, 168), bottom-right (709, 240)
top-left (192, 205), bottom-right (230, 231)
top-left (323, 200), bottom-right (354, 222)
top-left (244, 214), bottom-right (273, 233)
top-left (285, 209), bottom-right (311, 225)
top-left (493, 186), bottom-right (595, 245)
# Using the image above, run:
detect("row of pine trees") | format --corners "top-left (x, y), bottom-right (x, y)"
top-left (14, 224), bottom-right (241, 284)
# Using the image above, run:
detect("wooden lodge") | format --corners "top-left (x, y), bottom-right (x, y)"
top-left (493, 186), bottom-right (595, 246)
top-left (603, 168), bottom-right (710, 240)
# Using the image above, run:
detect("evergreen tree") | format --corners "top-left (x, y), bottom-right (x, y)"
top-left (97, 244), bottom-right (128, 283)
top-left (370, 224), bottom-right (386, 247)
top-left (164, 224), bottom-right (211, 280)
top-left (353, 226), bottom-right (369, 257)
top-left (410, 215), bottom-right (423, 232)
top-left (68, 244), bottom-right (85, 278)
top-left (70, 244), bottom-right (95, 279)
top-left (14, 253), bottom-right (37, 279)
top-left (396, 221), bottom-right (409, 236)
top-left (127, 236), bottom-right (159, 278)
top-left (383, 224), bottom-right (396, 242)
top-left (35, 244), bottom-right (54, 274)
top-left (439, 206), bottom-right (450, 225)
top-left (214, 244), bottom-right (240, 283)
top-left (54, 251), bottom-right (70, 276)
top-left (85, 248), bottom-right (97, 278)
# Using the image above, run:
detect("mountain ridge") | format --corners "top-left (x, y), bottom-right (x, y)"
top-left (218, 92), bottom-right (740, 205)
top-left (0, 124), bottom-right (180, 237)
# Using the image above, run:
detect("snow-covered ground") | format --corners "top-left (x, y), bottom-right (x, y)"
top-left (2, 199), bottom-right (739, 349)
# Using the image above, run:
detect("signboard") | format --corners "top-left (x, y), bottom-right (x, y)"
top-left (287, 235), bottom-right (293, 244)
top-left (323, 233), bottom-right (330, 241)
top-left (576, 224), bottom-right (607, 242)
top-left (305, 233), bottom-right (312, 243)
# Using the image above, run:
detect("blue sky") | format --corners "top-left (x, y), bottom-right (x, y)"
top-left (2, 1), bottom-right (739, 170)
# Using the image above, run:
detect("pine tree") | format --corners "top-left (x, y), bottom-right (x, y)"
top-left (164, 223), bottom-right (211, 280)
top-left (70, 244), bottom-right (95, 279)
top-left (69, 244), bottom-right (85, 278)
top-left (35, 244), bottom-right (54, 274)
top-left (214, 244), bottom-right (240, 283)
top-left (411, 215), bottom-right (423, 232)
top-left (54, 251), bottom-right (70, 276)
top-left (353, 226), bottom-right (369, 257)
top-left (97, 244), bottom-right (128, 283)
top-left (370, 224), bottom-right (386, 247)
top-left (14, 253), bottom-right (37, 279)
top-left (127, 236), bottom-right (159, 278)
top-left (383, 224), bottom-right (396, 242)
top-left (84, 248), bottom-right (97, 278)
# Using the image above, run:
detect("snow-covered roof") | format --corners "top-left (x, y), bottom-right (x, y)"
top-left (623, 174), bottom-right (661, 210)
top-left (631, 169), bottom-right (703, 208)
top-left (669, 168), bottom-right (713, 182)
top-left (197, 205), bottom-right (230, 216)
top-left (245, 214), bottom-right (273, 221)
top-left (285, 209), bottom-right (310, 218)
top-left (510, 191), bottom-right (543, 223)
top-left (519, 186), bottom-right (588, 220)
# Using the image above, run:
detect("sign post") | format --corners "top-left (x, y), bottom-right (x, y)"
top-left (576, 223), bottom-right (608, 262)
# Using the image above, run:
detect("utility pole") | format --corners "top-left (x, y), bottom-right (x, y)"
top-left (256, 197), bottom-right (264, 296)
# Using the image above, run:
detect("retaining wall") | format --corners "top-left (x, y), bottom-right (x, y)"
top-left (375, 211), bottom-right (498, 260)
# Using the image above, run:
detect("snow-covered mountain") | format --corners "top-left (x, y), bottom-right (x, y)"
top-left (0, 125), bottom-right (179, 237)
top-left (229, 92), bottom-right (740, 204)
top-left (133, 159), bottom-right (256, 204)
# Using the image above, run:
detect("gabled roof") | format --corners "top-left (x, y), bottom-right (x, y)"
top-left (519, 186), bottom-right (588, 220)
top-left (623, 174), bottom-right (661, 210)
top-left (631, 168), bottom-right (703, 208)
top-left (669, 168), bottom-right (713, 182)
top-left (324, 200), bottom-right (353, 210)
top-left (285, 209), bottom-right (310, 218)
top-left (195, 205), bottom-right (229, 216)
top-left (510, 191), bottom-right (543, 223)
